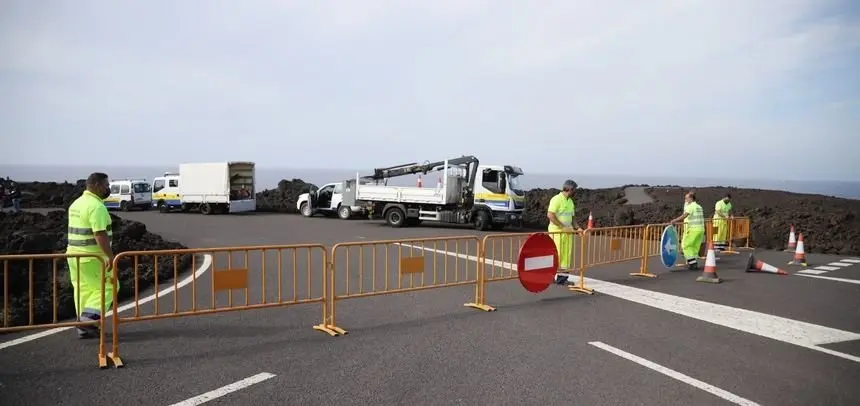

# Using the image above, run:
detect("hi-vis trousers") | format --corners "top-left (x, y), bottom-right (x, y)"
top-left (550, 231), bottom-right (573, 270)
top-left (682, 227), bottom-right (705, 265)
top-left (712, 218), bottom-right (729, 250)
top-left (67, 258), bottom-right (114, 319)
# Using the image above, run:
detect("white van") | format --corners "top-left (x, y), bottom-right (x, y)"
top-left (152, 173), bottom-right (181, 212)
top-left (297, 182), bottom-right (366, 219)
top-left (104, 179), bottom-right (152, 211)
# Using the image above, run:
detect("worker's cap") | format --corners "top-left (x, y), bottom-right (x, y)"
top-left (562, 179), bottom-right (578, 191)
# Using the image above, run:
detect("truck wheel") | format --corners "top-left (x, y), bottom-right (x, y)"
top-left (385, 208), bottom-right (406, 228)
top-left (474, 211), bottom-right (491, 231)
top-left (300, 203), bottom-right (313, 217)
top-left (200, 203), bottom-right (213, 215)
top-left (157, 200), bottom-right (169, 213)
top-left (120, 201), bottom-right (129, 212)
top-left (337, 205), bottom-right (352, 220)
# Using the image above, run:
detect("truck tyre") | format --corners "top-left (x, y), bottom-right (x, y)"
top-left (385, 207), bottom-right (406, 228)
top-left (300, 202), bottom-right (313, 217)
top-left (337, 205), bottom-right (352, 220)
top-left (157, 200), bottom-right (169, 213)
top-left (120, 201), bottom-right (129, 212)
top-left (200, 203), bottom-right (213, 215)
top-left (474, 210), bottom-right (491, 231)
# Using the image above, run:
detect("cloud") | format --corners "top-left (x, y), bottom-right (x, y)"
top-left (0, 0), bottom-right (857, 181)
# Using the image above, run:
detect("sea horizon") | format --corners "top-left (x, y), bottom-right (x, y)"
top-left (2, 164), bottom-right (858, 200)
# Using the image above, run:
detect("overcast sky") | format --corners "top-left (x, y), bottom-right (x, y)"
top-left (1, 0), bottom-right (858, 181)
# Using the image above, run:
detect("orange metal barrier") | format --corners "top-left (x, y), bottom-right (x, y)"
top-left (725, 217), bottom-right (751, 253)
top-left (480, 231), bottom-right (592, 301)
top-left (1, 253), bottom-right (113, 368)
top-left (582, 225), bottom-right (647, 268)
top-left (108, 244), bottom-right (331, 364)
top-left (319, 236), bottom-right (489, 334)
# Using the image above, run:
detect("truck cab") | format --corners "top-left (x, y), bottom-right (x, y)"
top-left (298, 182), bottom-right (366, 219)
top-left (473, 164), bottom-right (526, 228)
top-left (152, 173), bottom-right (181, 212)
top-left (104, 179), bottom-right (152, 211)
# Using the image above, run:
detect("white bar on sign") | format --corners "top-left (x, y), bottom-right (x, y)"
top-left (797, 269), bottom-right (828, 275)
top-left (814, 266), bottom-right (840, 271)
top-left (829, 262), bottom-right (852, 267)
top-left (840, 259), bottom-right (860, 263)
top-left (523, 254), bottom-right (555, 271)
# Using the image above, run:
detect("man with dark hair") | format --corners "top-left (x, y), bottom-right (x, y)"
top-left (671, 191), bottom-right (705, 270)
top-left (8, 180), bottom-right (22, 213)
top-left (66, 172), bottom-right (115, 338)
top-left (712, 192), bottom-right (733, 251)
top-left (547, 179), bottom-right (583, 284)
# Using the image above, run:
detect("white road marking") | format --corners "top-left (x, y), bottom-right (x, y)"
top-left (399, 243), bottom-right (860, 363)
top-left (168, 372), bottom-right (276, 406)
top-left (589, 341), bottom-right (760, 406)
top-left (797, 269), bottom-right (829, 275)
top-left (814, 266), bottom-right (841, 271)
top-left (829, 262), bottom-right (852, 267)
top-left (0, 254), bottom-right (213, 350)
top-left (795, 273), bottom-right (860, 285)
top-left (840, 259), bottom-right (860, 264)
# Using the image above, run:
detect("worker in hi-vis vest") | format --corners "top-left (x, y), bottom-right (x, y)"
top-left (547, 179), bottom-right (583, 285)
top-left (66, 172), bottom-right (115, 339)
top-left (670, 191), bottom-right (705, 270)
top-left (712, 193), bottom-right (732, 251)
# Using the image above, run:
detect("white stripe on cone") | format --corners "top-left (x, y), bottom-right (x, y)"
top-left (757, 260), bottom-right (787, 275)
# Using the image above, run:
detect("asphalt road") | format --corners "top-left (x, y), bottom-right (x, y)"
top-left (1, 211), bottom-right (859, 406)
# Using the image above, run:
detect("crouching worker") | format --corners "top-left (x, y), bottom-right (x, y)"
top-left (66, 172), bottom-right (115, 339)
top-left (671, 191), bottom-right (705, 270)
top-left (547, 179), bottom-right (583, 285)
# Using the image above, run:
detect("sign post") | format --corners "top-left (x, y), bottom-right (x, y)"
top-left (517, 233), bottom-right (559, 293)
top-left (660, 225), bottom-right (679, 269)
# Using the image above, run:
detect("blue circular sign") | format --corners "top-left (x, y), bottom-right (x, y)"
top-left (660, 225), bottom-right (679, 269)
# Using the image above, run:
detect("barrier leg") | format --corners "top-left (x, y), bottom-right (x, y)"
top-left (568, 268), bottom-right (594, 295)
top-left (105, 268), bottom-right (124, 368)
top-left (631, 228), bottom-right (657, 278)
top-left (313, 261), bottom-right (347, 336)
top-left (464, 257), bottom-right (496, 311)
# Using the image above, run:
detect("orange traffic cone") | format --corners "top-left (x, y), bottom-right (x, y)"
top-left (788, 233), bottom-right (807, 266)
top-left (696, 241), bottom-right (722, 283)
top-left (746, 252), bottom-right (787, 275)
top-left (784, 225), bottom-right (796, 252)
top-left (587, 212), bottom-right (594, 229)
top-left (417, 175), bottom-right (423, 188)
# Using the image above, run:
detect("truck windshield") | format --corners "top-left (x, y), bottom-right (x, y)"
top-left (133, 183), bottom-right (151, 193)
top-left (507, 174), bottom-right (525, 196)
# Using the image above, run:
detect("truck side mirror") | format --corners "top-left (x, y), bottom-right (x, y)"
top-left (497, 176), bottom-right (507, 194)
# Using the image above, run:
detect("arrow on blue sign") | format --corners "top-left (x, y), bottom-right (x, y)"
top-left (660, 225), bottom-right (679, 269)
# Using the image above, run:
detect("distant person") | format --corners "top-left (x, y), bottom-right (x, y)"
top-left (547, 179), bottom-right (583, 285)
top-left (712, 193), bottom-right (733, 251)
top-left (670, 191), bottom-right (705, 270)
top-left (66, 172), bottom-right (115, 339)
top-left (8, 181), bottom-right (22, 213)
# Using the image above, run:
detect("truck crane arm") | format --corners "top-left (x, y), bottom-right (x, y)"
top-left (364, 155), bottom-right (480, 180)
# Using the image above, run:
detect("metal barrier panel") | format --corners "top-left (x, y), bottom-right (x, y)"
top-left (322, 236), bottom-right (488, 334)
top-left (726, 217), bottom-right (752, 252)
top-left (582, 225), bottom-right (647, 268)
top-left (109, 244), bottom-right (331, 362)
top-left (480, 230), bottom-right (592, 299)
top-left (1, 253), bottom-right (111, 368)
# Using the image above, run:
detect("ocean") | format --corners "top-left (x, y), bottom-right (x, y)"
top-left (2, 165), bottom-right (858, 199)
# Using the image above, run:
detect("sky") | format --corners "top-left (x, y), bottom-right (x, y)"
top-left (1, 0), bottom-right (859, 182)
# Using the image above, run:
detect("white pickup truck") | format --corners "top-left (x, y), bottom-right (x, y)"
top-left (296, 182), bottom-right (367, 219)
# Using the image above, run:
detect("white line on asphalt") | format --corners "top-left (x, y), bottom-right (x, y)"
top-left (841, 259), bottom-right (860, 264)
top-left (0, 254), bottom-right (213, 350)
top-left (795, 273), bottom-right (860, 285)
top-left (814, 266), bottom-right (841, 271)
top-left (797, 269), bottom-right (829, 275)
top-left (588, 341), bottom-right (760, 406)
top-left (168, 372), bottom-right (276, 406)
top-left (398, 243), bottom-right (860, 364)
top-left (829, 262), bottom-right (853, 267)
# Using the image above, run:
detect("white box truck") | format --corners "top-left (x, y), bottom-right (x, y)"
top-left (172, 161), bottom-right (257, 215)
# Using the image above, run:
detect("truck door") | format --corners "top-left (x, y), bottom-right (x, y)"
top-left (332, 183), bottom-right (344, 210)
top-left (316, 184), bottom-right (335, 211)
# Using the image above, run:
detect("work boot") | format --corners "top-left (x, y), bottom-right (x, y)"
top-left (554, 273), bottom-right (570, 285)
top-left (76, 312), bottom-right (101, 339)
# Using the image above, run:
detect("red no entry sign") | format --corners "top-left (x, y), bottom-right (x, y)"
top-left (517, 233), bottom-right (559, 293)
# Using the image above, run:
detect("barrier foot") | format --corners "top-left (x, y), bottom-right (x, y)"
top-left (313, 324), bottom-right (348, 336)
top-left (630, 272), bottom-right (657, 278)
top-left (98, 354), bottom-right (107, 369)
top-left (787, 260), bottom-right (808, 267)
top-left (108, 352), bottom-right (124, 368)
top-left (464, 302), bottom-right (496, 312)
top-left (722, 249), bottom-right (739, 255)
top-left (568, 285), bottom-right (594, 295)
